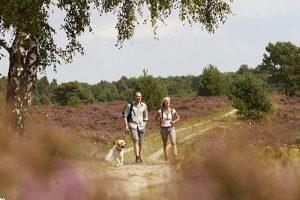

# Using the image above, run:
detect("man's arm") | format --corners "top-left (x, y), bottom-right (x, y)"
top-left (124, 117), bottom-right (129, 133)
top-left (143, 104), bottom-right (149, 127)
top-left (123, 104), bottom-right (130, 133)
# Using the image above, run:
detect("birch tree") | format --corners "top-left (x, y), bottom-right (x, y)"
top-left (0, 0), bottom-right (233, 136)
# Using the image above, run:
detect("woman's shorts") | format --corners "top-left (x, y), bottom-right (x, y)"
top-left (160, 127), bottom-right (176, 144)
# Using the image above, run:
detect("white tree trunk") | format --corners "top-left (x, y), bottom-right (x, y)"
top-left (5, 30), bottom-right (39, 136)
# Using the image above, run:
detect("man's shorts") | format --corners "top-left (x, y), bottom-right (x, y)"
top-left (130, 128), bottom-right (145, 142)
top-left (160, 127), bottom-right (176, 145)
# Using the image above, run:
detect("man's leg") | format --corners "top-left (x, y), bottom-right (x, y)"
top-left (138, 142), bottom-right (142, 156)
top-left (131, 129), bottom-right (140, 162)
top-left (134, 140), bottom-right (140, 157)
top-left (138, 130), bottom-right (145, 162)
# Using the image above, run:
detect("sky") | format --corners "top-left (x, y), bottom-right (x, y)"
top-left (0, 0), bottom-right (300, 84)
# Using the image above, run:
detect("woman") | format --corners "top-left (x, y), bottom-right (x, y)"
top-left (156, 97), bottom-right (180, 161)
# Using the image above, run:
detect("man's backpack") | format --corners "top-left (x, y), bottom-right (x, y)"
top-left (123, 102), bottom-right (134, 123)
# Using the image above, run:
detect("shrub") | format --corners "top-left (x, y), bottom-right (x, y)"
top-left (230, 73), bottom-right (273, 119)
top-left (51, 82), bottom-right (94, 106)
top-left (198, 64), bottom-right (224, 96)
top-left (137, 69), bottom-right (167, 110)
top-left (294, 132), bottom-right (300, 144)
top-left (67, 96), bottom-right (83, 107)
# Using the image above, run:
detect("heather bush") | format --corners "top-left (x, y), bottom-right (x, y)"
top-left (0, 120), bottom-right (124, 199)
top-left (170, 128), bottom-right (300, 200)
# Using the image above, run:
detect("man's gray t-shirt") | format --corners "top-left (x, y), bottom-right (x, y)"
top-left (123, 102), bottom-right (148, 130)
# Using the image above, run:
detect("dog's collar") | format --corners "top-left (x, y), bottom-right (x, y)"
top-left (116, 146), bottom-right (123, 151)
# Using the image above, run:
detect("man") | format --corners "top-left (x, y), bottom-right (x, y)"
top-left (123, 91), bottom-right (148, 163)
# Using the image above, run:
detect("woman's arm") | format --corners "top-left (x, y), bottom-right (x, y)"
top-left (171, 112), bottom-right (180, 126)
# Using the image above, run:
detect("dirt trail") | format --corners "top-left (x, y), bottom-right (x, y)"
top-left (105, 109), bottom-right (237, 198)
top-left (148, 109), bottom-right (237, 161)
top-left (103, 163), bottom-right (170, 197)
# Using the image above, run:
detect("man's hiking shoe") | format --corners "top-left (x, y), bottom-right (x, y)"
top-left (135, 156), bottom-right (140, 163)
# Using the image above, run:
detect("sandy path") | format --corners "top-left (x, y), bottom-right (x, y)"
top-left (105, 109), bottom-right (237, 198)
top-left (103, 163), bottom-right (170, 197)
top-left (148, 109), bottom-right (237, 161)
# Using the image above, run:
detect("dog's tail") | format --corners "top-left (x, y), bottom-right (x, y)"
top-left (104, 149), bottom-right (114, 161)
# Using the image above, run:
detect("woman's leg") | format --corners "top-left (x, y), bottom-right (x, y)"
top-left (161, 128), bottom-right (168, 161)
top-left (170, 128), bottom-right (177, 159)
top-left (163, 143), bottom-right (168, 161)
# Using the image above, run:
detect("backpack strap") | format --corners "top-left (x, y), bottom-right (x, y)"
top-left (160, 108), bottom-right (173, 120)
top-left (128, 102), bottom-right (134, 121)
top-left (129, 102), bottom-right (134, 112)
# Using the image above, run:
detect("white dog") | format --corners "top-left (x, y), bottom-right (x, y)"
top-left (104, 139), bottom-right (126, 166)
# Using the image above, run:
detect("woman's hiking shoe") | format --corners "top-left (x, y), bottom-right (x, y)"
top-left (139, 156), bottom-right (143, 163)
top-left (135, 156), bottom-right (140, 163)
top-left (165, 156), bottom-right (168, 161)
top-left (135, 156), bottom-right (143, 163)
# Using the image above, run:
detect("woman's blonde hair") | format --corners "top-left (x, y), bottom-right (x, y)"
top-left (161, 97), bottom-right (171, 108)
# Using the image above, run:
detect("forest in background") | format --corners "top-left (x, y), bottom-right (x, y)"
top-left (0, 41), bottom-right (299, 109)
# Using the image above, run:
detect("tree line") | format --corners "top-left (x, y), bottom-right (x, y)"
top-left (0, 41), bottom-right (299, 118)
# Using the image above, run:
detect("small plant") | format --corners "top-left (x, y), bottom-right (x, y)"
top-left (230, 73), bottom-right (273, 119)
top-left (68, 96), bottom-right (83, 107)
top-left (294, 133), bottom-right (300, 144)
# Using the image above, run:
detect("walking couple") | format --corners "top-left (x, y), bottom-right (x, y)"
top-left (123, 92), bottom-right (180, 163)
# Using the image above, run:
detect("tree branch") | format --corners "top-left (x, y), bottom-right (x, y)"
top-left (0, 39), bottom-right (11, 54)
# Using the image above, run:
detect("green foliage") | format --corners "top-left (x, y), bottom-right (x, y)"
top-left (113, 76), bottom-right (138, 101)
top-left (294, 132), bottom-right (300, 144)
top-left (237, 64), bottom-right (253, 75)
top-left (137, 69), bottom-right (167, 110)
top-left (49, 79), bottom-right (57, 90)
top-left (257, 42), bottom-right (300, 96)
top-left (33, 76), bottom-right (51, 105)
top-left (51, 82), bottom-right (94, 106)
top-left (91, 81), bottom-right (120, 102)
top-left (222, 72), bottom-right (235, 95)
top-left (160, 75), bottom-right (197, 98)
top-left (0, 0), bottom-right (233, 65)
top-left (198, 64), bottom-right (224, 96)
top-left (67, 96), bottom-right (83, 107)
top-left (230, 73), bottom-right (273, 119)
top-left (102, 0), bottom-right (233, 47)
top-left (31, 74), bottom-right (201, 106)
